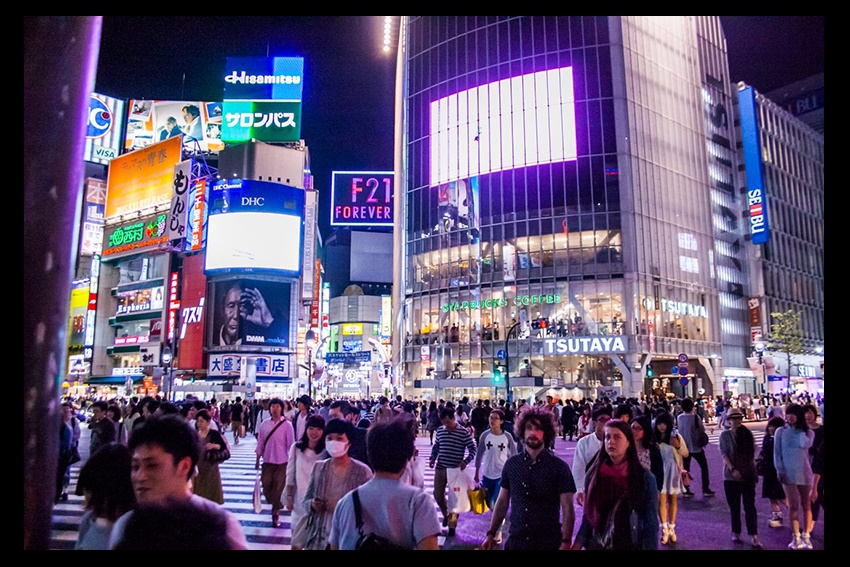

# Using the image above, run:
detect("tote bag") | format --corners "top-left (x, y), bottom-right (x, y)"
top-left (446, 467), bottom-right (474, 514)
top-left (253, 471), bottom-right (263, 514)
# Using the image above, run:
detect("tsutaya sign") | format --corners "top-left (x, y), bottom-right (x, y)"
top-left (642, 297), bottom-right (708, 318)
top-left (442, 294), bottom-right (561, 312)
top-left (544, 336), bottom-right (626, 354)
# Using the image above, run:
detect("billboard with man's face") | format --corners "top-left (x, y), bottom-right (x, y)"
top-left (125, 99), bottom-right (223, 154)
top-left (210, 278), bottom-right (292, 348)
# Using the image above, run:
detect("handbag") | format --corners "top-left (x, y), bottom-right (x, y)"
top-left (253, 471), bottom-right (263, 514)
top-left (755, 452), bottom-right (766, 476)
top-left (205, 430), bottom-right (231, 464)
top-left (206, 446), bottom-right (231, 464)
top-left (352, 489), bottom-right (406, 550)
top-left (693, 418), bottom-right (709, 448)
top-left (68, 444), bottom-right (82, 466)
top-left (467, 485), bottom-right (488, 515)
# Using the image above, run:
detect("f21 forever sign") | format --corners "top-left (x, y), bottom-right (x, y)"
top-left (330, 171), bottom-right (394, 227)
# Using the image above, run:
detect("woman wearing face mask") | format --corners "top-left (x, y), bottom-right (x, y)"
top-left (300, 418), bottom-right (373, 550)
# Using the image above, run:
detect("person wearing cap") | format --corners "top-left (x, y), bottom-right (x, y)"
top-left (718, 406), bottom-right (762, 548)
top-left (292, 395), bottom-right (314, 442)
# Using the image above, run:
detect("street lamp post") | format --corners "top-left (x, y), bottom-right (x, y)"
top-left (754, 333), bottom-right (766, 396)
top-left (503, 321), bottom-right (521, 404)
top-left (305, 329), bottom-right (316, 400)
top-left (161, 345), bottom-right (173, 401)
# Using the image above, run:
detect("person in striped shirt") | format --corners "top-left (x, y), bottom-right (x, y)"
top-left (428, 407), bottom-right (477, 536)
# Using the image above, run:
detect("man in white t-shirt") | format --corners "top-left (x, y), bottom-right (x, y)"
top-left (474, 408), bottom-right (518, 543)
top-left (571, 406), bottom-right (612, 506)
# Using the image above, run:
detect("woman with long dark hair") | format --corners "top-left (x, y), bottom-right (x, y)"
top-left (630, 414), bottom-right (664, 492)
top-left (573, 420), bottom-right (659, 549)
top-left (653, 409), bottom-right (688, 545)
top-left (760, 416), bottom-right (787, 528)
top-left (285, 414), bottom-right (326, 550)
top-left (775, 403), bottom-right (815, 549)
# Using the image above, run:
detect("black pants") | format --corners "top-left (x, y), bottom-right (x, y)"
top-left (724, 480), bottom-right (758, 536)
top-left (683, 450), bottom-right (711, 492)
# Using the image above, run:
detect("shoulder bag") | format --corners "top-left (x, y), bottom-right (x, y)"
top-left (352, 489), bottom-right (406, 550)
top-left (205, 430), bottom-right (231, 464)
top-left (693, 416), bottom-right (709, 448)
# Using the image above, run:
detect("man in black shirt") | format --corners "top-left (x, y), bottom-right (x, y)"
top-left (481, 406), bottom-right (576, 550)
top-left (230, 396), bottom-right (244, 445)
top-left (470, 399), bottom-right (492, 444)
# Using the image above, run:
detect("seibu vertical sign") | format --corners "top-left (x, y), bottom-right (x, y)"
top-left (330, 171), bottom-right (394, 227)
top-left (738, 86), bottom-right (770, 245)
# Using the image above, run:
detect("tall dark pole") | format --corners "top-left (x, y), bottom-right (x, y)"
top-left (24, 16), bottom-right (103, 549)
top-left (503, 321), bottom-right (520, 404)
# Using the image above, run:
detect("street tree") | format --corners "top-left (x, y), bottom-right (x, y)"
top-left (767, 309), bottom-right (805, 391)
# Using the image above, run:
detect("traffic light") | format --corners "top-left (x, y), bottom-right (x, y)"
top-left (493, 360), bottom-right (503, 383)
top-left (646, 364), bottom-right (653, 377)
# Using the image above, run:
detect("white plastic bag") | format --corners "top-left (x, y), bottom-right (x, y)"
top-left (253, 471), bottom-right (263, 514)
top-left (446, 466), bottom-right (474, 514)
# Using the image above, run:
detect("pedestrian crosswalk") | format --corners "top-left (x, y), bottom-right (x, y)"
top-left (49, 424), bottom-right (758, 550)
top-left (50, 431), bottom-right (447, 550)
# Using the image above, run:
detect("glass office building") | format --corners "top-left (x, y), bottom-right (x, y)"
top-left (393, 16), bottom-right (752, 401)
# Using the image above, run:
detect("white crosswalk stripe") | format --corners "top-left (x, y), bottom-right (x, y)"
top-left (50, 424), bottom-right (756, 549)
top-left (50, 430), bottom-right (448, 550)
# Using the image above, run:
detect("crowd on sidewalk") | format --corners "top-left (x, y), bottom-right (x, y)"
top-left (56, 389), bottom-right (823, 550)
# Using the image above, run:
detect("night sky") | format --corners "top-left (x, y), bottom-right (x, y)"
top-left (93, 16), bottom-right (823, 239)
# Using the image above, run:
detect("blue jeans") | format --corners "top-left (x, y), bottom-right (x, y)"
top-left (481, 475), bottom-right (502, 509)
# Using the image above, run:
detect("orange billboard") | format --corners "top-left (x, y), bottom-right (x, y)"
top-left (105, 135), bottom-right (183, 219)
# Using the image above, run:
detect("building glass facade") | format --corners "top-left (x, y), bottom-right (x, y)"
top-left (396, 17), bottom-right (746, 401)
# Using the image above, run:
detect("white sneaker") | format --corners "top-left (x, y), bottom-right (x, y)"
top-left (768, 518), bottom-right (782, 528)
top-left (788, 534), bottom-right (802, 549)
top-left (800, 533), bottom-right (813, 549)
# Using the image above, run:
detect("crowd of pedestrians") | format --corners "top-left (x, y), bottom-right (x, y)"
top-left (55, 389), bottom-right (822, 550)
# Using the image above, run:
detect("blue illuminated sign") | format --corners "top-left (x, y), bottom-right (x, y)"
top-left (738, 86), bottom-right (770, 245)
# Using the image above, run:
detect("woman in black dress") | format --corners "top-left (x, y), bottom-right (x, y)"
top-left (760, 416), bottom-right (787, 528)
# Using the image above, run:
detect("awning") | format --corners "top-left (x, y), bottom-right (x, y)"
top-left (85, 375), bottom-right (145, 385)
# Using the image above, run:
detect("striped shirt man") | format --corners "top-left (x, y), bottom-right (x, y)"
top-left (429, 417), bottom-right (477, 469)
top-left (428, 408), bottom-right (477, 533)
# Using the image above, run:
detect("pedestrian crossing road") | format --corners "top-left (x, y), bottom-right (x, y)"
top-left (49, 424), bottom-right (761, 550)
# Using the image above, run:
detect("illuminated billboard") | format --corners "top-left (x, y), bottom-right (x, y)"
top-left (221, 56), bottom-right (304, 144)
top-left (115, 285), bottom-right (165, 316)
top-left (105, 135), bottom-right (183, 219)
top-left (430, 66), bottom-right (577, 186)
top-left (125, 99), bottom-right (223, 154)
top-left (79, 178), bottom-right (106, 256)
top-left (102, 213), bottom-right (168, 259)
top-left (210, 278), bottom-right (292, 347)
top-left (220, 100), bottom-right (302, 143)
top-left (330, 171), bottom-right (394, 227)
top-left (223, 56), bottom-right (304, 101)
top-left (205, 179), bottom-right (304, 276)
top-left (738, 86), bottom-right (770, 245)
top-left (84, 92), bottom-right (125, 164)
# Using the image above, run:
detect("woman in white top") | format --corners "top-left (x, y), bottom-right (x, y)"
top-left (285, 415), bottom-right (326, 550)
